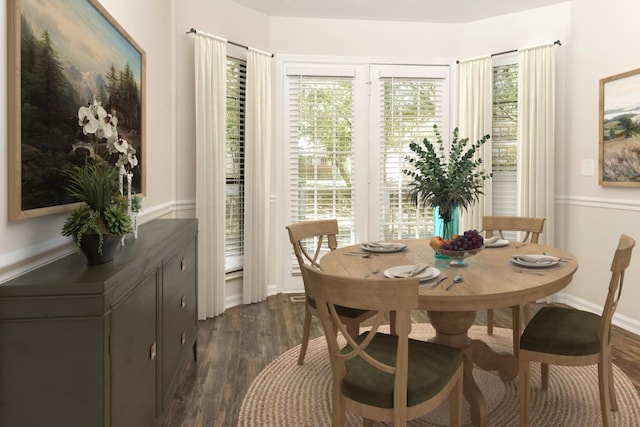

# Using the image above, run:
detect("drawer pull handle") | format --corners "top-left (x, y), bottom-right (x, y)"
top-left (181, 332), bottom-right (186, 345)
top-left (150, 342), bottom-right (157, 361)
top-left (181, 259), bottom-right (187, 271)
top-left (181, 295), bottom-right (187, 308)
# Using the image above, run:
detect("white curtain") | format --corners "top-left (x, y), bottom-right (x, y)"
top-left (243, 49), bottom-right (272, 304)
top-left (458, 56), bottom-right (493, 232)
top-left (194, 35), bottom-right (227, 318)
top-left (517, 44), bottom-right (556, 245)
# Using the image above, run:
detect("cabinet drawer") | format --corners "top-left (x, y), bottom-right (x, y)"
top-left (162, 238), bottom-right (197, 406)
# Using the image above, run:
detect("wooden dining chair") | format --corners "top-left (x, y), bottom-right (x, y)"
top-left (286, 219), bottom-right (376, 365)
top-left (481, 215), bottom-right (546, 339)
top-left (300, 263), bottom-right (463, 427)
top-left (518, 234), bottom-right (635, 427)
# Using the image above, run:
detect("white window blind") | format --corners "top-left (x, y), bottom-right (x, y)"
top-left (492, 62), bottom-right (518, 223)
top-left (371, 66), bottom-right (449, 240)
top-left (225, 57), bottom-right (246, 273)
top-left (283, 62), bottom-right (450, 279)
top-left (286, 73), bottom-right (356, 259)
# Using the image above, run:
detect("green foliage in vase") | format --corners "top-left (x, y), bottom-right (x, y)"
top-left (403, 125), bottom-right (492, 223)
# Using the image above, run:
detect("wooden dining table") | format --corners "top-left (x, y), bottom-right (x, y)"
top-left (320, 239), bottom-right (578, 427)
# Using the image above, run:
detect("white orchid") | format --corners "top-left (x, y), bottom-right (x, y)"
top-left (75, 95), bottom-right (138, 172)
top-left (109, 138), bottom-right (138, 169)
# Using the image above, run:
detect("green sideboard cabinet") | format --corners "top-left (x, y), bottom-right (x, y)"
top-left (0, 218), bottom-right (198, 427)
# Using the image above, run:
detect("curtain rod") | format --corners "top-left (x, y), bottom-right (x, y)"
top-left (456, 40), bottom-right (562, 64)
top-left (186, 28), bottom-right (274, 58)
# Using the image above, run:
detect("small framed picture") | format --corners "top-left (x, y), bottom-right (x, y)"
top-left (599, 67), bottom-right (640, 186)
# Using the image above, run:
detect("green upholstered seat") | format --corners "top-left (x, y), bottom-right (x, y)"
top-left (307, 294), bottom-right (371, 319)
top-left (342, 332), bottom-right (463, 408)
top-left (520, 306), bottom-right (602, 356)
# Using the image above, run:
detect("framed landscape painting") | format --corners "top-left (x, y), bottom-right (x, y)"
top-left (7, 0), bottom-right (146, 220)
top-left (599, 68), bottom-right (640, 187)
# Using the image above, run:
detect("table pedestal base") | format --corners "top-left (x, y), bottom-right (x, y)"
top-left (427, 310), bottom-right (518, 427)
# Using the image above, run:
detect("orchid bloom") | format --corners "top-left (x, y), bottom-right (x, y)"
top-left (127, 152), bottom-right (139, 168)
top-left (112, 138), bottom-right (130, 154)
top-left (102, 113), bottom-right (118, 139)
top-left (78, 95), bottom-right (108, 136)
top-left (78, 104), bottom-right (99, 135)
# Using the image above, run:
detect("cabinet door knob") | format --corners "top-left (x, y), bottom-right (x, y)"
top-left (150, 342), bottom-right (157, 361)
top-left (181, 295), bottom-right (187, 308)
top-left (181, 332), bottom-right (186, 345)
top-left (181, 259), bottom-right (187, 271)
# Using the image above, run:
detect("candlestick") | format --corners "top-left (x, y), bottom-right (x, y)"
top-left (119, 165), bottom-right (125, 195)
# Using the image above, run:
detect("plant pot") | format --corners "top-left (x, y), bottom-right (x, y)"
top-left (78, 233), bottom-right (121, 265)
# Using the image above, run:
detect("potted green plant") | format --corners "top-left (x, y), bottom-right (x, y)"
top-left (403, 124), bottom-right (492, 240)
top-left (61, 96), bottom-right (140, 264)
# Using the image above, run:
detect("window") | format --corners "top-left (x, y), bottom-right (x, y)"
top-left (492, 61), bottom-right (518, 220)
top-left (371, 66), bottom-right (449, 240)
top-left (284, 62), bottom-right (450, 276)
top-left (225, 57), bottom-right (246, 273)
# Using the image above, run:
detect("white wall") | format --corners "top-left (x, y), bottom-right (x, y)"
top-left (0, 0), bottom-right (175, 282)
top-left (561, 0), bottom-right (640, 329)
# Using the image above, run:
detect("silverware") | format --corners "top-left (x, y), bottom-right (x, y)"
top-left (543, 252), bottom-right (571, 262)
top-left (364, 269), bottom-right (380, 278)
top-left (512, 268), bottom-right (545, 276)
top-left (445, 274), bottom-right (464, 291)
top-left (344, 252), bottom-right (375, 257)
top-left (429, 275), bottom-right (447, 290)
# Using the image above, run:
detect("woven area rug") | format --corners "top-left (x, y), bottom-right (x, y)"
top-left (238, 324), bottom-right (640, 426)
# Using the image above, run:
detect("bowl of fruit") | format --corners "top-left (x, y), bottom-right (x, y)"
top-left (430, 229), bottom-right (484, 266)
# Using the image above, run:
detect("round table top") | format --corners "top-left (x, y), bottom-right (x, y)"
top-left (320, 240), bottom-right (578, 312)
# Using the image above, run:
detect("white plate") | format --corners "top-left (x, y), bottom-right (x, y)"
top-left (361, 242), bottom-right (407, 253)
top-left (484, 239), bottom-right (510, 248)
top-left (384, 265), bottom-right (440, 281)
top-left (511, 255), bottom-right (560, 268)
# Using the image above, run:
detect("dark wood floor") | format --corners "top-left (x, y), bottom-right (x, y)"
top-left (162, 294), bottom-right (640, 427)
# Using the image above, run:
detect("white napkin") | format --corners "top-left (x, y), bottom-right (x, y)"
top-left (363, 241), bottom-right (402, 249)
top-left (512, 254), bottom-right (559, 263)
top-left (485, 236), bottom-right (500, 244)
top-left (393, 263), bottom-right (429, 278)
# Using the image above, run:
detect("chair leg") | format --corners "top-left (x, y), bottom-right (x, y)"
top-left (519, 359), bottom-right (531, 427)
top-left (487, 309), bottom-right (494, 335)
top-left (449, 369), bottom-right (463, 427)
top-left (598, 361), bottom-right (614, 427)
top-left (332, 385), bottom-right (345, 427)
top-left (522, 303), bottom-right (532, 326)
top-left (606, 352), bottom-right (618, 411)
top-left (345, 319), bottom-right (360, 339)
top-left (511, 305), bottom-right (521, 358)
top-left (541, 363), bottom-right (549, 391)
top-left (297, 304), bottom-right (313, 365)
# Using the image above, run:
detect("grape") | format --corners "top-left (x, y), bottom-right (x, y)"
top-left (443, 229), bottom-right (484, 251)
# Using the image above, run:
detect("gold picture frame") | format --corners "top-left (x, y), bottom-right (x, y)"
top-left (7, 0), bottom-right (146, 220)
top-left (599, 67), bottom-right (640, 186)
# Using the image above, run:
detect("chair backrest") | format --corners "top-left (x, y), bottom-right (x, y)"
top-left (286, 219), bottom-right (338, 269)
top-left (300, 263), bottom-right (419, 413)
top-left (600, 234), bottom-right (635, 349)
top-left (481, 216), bottom-right (546, 243)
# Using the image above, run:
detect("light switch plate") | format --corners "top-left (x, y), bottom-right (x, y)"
top-left (581, 159), bottom-right (595, 176)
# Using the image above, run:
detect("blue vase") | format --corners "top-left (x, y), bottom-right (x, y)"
top-left (434, 205), bottom-right (459, 240)
top-left (434, 205), bottom-right (459, 259)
